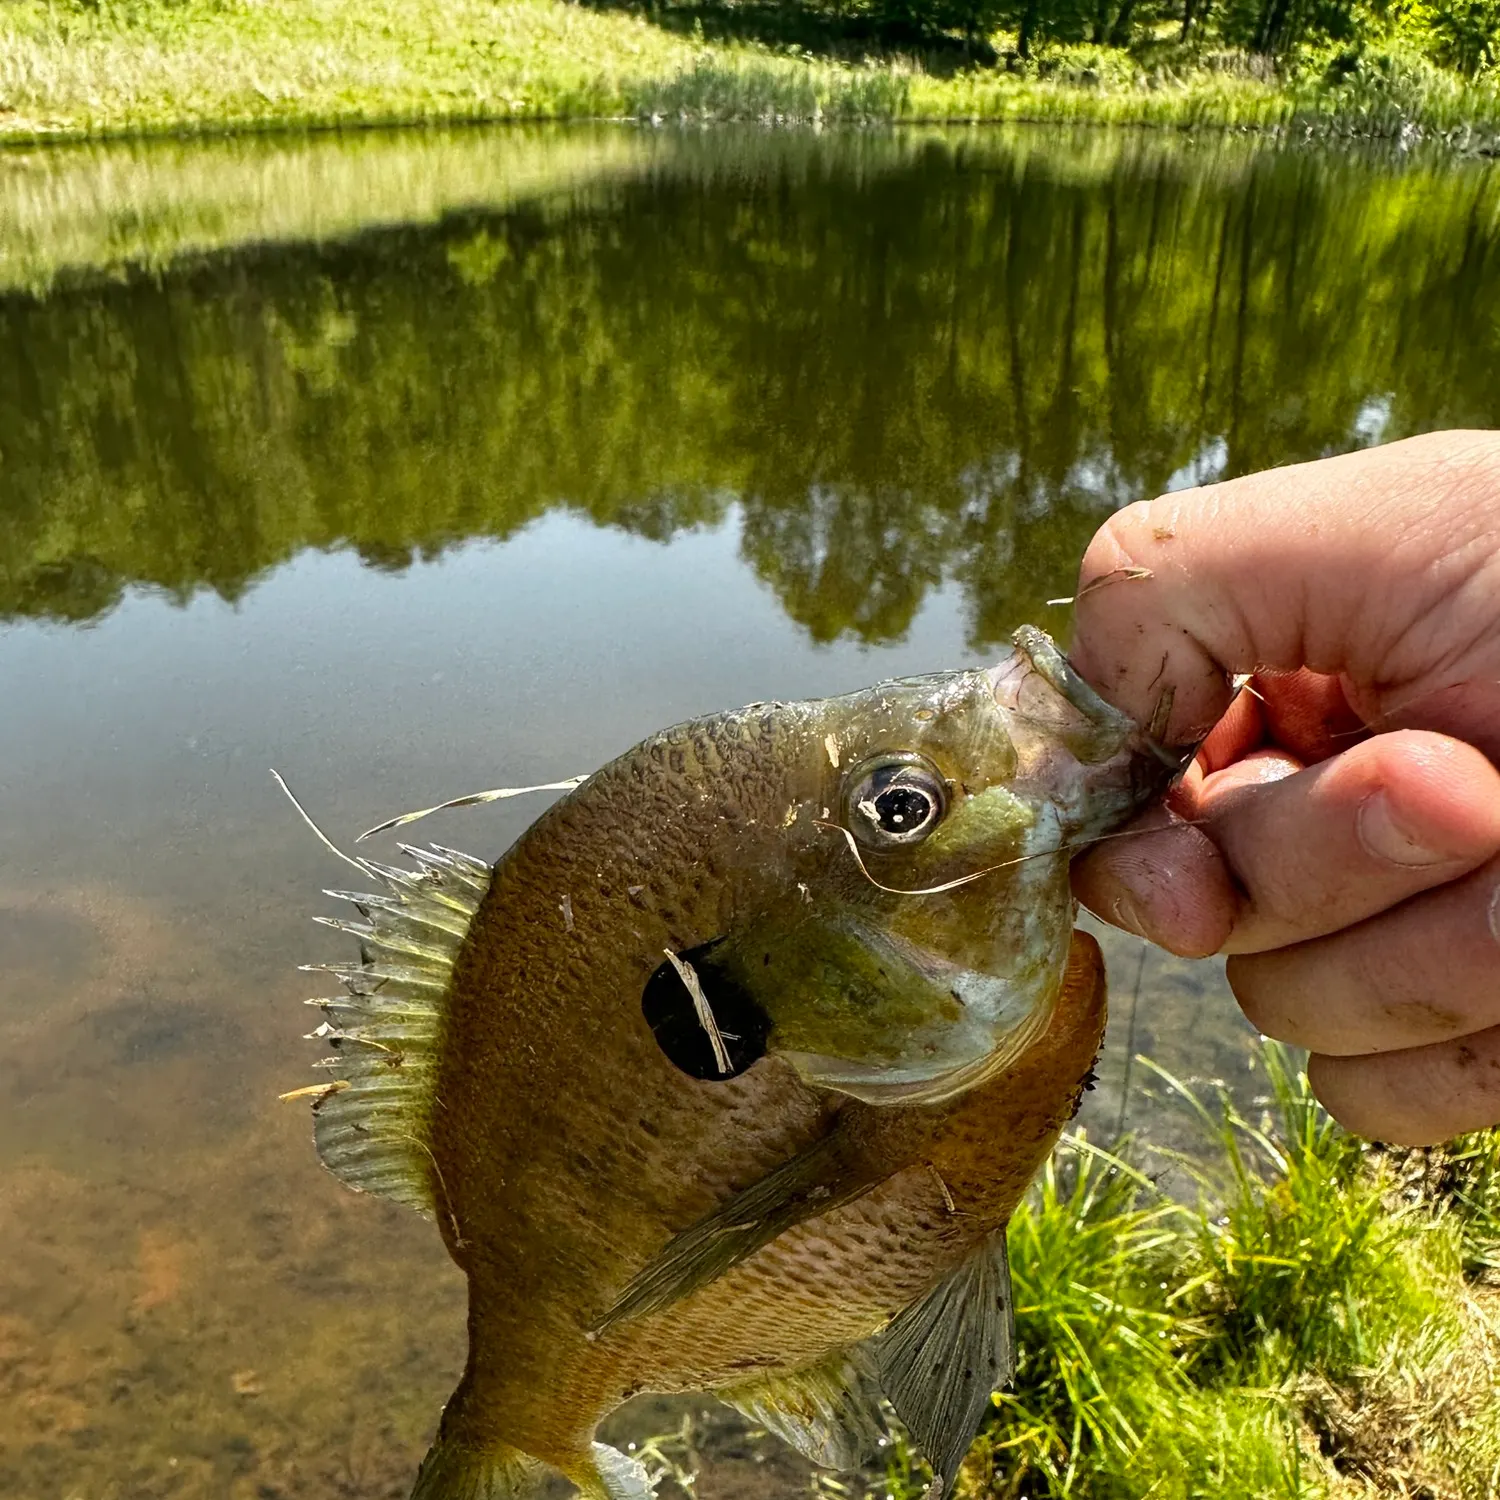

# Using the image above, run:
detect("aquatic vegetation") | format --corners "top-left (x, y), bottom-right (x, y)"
top-left (838, 1042), bottom-right (1500, 1499)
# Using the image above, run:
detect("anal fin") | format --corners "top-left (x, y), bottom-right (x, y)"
top-left (718, 1346), bottom-right (887, 1470)
top-left (410, 1434), bottom-right (654, 1500)
top-left (875, 1231), bottom-right (1015, 1500)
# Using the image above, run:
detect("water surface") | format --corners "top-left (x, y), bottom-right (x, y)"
top-left (2, 122), bottom-right (1498, 1498)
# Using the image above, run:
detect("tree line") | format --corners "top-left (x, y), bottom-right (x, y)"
top-left (624, 0), bottom-right (1499, 77)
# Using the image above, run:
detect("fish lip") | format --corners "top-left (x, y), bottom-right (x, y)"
top-left (986, 626), bottom-right (1137, 766)
top-left (990, 625), bottom-right (1186, 778)
top-left (987, 625), bottom-right (1190, 839)
top-left (1007, 625), bottom-right (1137, 738)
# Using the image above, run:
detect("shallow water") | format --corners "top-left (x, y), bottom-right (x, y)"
top-left (2, 122), bottom-right (1498, 1499)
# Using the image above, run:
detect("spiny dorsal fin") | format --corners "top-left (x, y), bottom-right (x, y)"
top-left (876, 1231), bottom-right (1015, 1500)
top-left (718, 1346), bottom-right (886, 1470)
top-left (295, 843), bottom-right (490, 1218)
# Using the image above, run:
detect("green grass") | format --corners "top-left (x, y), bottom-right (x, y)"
top-left (1, 0), bottom-right (1498, 144)
top-left (863, 1043), bottom-right (1500, 1499)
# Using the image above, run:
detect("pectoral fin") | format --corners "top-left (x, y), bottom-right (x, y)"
top-left (718, 1346), bottom-right (886, 1469)
top-left (591, 1127), bottom-right (883, 1335)
top-left (875, 1231), bottom-right (1016, 1500)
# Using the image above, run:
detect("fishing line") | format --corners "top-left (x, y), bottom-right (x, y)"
top-left (814, 818), bottom-right (1207, 898)
top-left (1114, 940), bottom-right (1149, 1142)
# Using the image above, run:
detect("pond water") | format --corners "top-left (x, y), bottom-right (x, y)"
top-left (2, 122), bottom-right (1498, 1500)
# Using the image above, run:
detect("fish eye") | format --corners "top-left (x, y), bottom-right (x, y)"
top-left (842, 754), bottom-right (948, 850)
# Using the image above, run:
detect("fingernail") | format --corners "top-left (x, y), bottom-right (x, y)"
top-left (1110, 891), bottom-right (1150, 940)
top-left (1357, 791), bottom-right (1450, 868)
top-left (1489, 884), bottom-right (1500, 948)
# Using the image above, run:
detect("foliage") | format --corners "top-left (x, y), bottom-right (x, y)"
top-left (978, 1138), bottom-right (1199, 1496)
top-left (1, 0), bottom-right (1499, 144)
top-left (1148, 1045), bottom-right (1435, 1387)
top-left (864, 1043), bottom-right (1500, 1499)
top-left (1406, 0), bottom-right (1500, 76)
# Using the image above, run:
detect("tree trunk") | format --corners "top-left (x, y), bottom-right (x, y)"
top-left (1180, 0), bottom-right (1197, 41)
top-left (1254, 0), bottom-right (1292, 54)
top-left (1018, 0), bottom-right (1039, 58)
top-left (1108, 0), bottom-right (1138, 45)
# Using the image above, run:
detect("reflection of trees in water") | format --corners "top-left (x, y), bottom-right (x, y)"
top-left (1, 139), bottom-right (1497, 642)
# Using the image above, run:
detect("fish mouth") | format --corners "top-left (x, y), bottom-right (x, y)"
top-left (987, 625), bottom-right (1188, 838)
top-left (987, 625), bottom-right (1144, 765)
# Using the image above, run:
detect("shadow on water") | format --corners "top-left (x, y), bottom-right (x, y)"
top-left (1, 123), bottom-right (1498, 1498)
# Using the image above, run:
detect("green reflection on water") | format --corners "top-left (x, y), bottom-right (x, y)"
top-left (3, 127), bottom-right (1497, 642)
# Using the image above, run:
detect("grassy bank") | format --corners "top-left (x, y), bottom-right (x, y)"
top-left (2, 0), bottom-right (1499, 145)
top-left (849, 1046), bottom-right (1500, 1499)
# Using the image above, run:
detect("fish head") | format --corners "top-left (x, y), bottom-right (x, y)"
top-left (680, 626), bottom-right (1178, 1105)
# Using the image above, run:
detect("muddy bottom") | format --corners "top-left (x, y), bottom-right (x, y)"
top-left (0, 877), bottom-right (1242, 1500)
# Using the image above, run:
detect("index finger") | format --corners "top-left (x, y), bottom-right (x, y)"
top-left (1068, 432), bottom-right (1500, 745)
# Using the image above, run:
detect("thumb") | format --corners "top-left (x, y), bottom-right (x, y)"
top-left (1068, 431), bottom-right (1500, 746)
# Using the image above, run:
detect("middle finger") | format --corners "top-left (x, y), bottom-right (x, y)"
top-left (1195, 729), bottom-right (1500, 954)
top-left (1230, 854), bottom-right (1500, 1056)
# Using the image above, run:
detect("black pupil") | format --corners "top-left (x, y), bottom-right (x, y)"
top-left (874, 784), bottom-right (932, 833)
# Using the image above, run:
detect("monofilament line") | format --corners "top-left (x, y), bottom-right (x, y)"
top-left (815, 819), bottom-right (1205, 897)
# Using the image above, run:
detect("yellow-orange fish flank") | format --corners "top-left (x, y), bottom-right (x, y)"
top-left (292, 627), bottom-right (1175, 1500)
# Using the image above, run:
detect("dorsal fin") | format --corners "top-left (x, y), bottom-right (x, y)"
top-left (293, 842), bottom-right (491, 1217)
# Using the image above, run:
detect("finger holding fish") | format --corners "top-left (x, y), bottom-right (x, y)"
top-left (1069, 433), bottom-right (1500, 1143)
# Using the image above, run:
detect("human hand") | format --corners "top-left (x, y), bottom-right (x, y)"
top-left (1068, 431), bottom-right (1500, 1146)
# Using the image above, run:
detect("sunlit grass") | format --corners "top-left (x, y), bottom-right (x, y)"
top-left (855, 1042), bottom-right (1500, 1499)
top-left (1, 0), bottom-right (1498, 143)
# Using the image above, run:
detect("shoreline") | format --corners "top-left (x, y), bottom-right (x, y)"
top-left (6, 104), bottom-right (1498, 159)
top-left (3, 0), bottom-right (1498, 154)
top-left (8, 119), bottom-right (1491, 303)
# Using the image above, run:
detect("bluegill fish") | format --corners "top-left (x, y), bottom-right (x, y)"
top-left (290, 627), bottom-right (1176, 1500)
